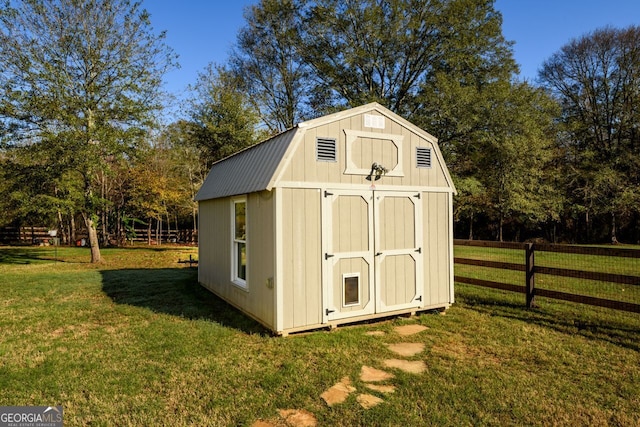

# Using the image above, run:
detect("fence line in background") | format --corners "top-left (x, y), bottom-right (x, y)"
top-left (0, 226), bottom-right (198, 245)
top-left (454, 239), bottom-right (640, 314)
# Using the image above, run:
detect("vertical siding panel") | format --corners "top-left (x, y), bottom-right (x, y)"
top-left (292, 133), bottom-right (305, 183)
top-left (304, 127), bottom-right (317, 183)
top-left (292, 189), bottom-right (306, 327)
top-left (421, 192), bottom-right (451, 306)
top-left (438, 194), bottom-right (451, 304)
top-left (281, 188), bottom-right (323, 329)
top-left (292, 189), bottom-right (305, 326)
top-left (282, 189), bottom-right (294, 329)
top-left (304, 189), bottom-right (322, 325)
top-left (429, 194), bottom-right (440, 304)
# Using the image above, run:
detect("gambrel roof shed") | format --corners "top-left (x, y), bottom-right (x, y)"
top-left (196, 102), bottom-right (456, 335)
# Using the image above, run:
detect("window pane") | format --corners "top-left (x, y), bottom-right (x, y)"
top-left (237, 242), bottom-right (246, 280)
top-left (344, 276), bottom-right (359, 305)
top-left (235, 202), bottom-right (246, 240)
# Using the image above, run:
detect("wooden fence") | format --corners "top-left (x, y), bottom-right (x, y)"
top-left (0, 226), bottom-right (197, 245)
top-left (454, 239), bottom-right (640, 314)
top-left (129, 228), bottom-right (197, 245)
top-left (0, 226), bottom-right (67, 245)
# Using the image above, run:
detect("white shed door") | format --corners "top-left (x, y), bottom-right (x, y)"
top-left (322, 190), bottom-right (375, 321)
top-left (374, 192), bottom-right (423, 312)
top-left (322, 190), bottom-right (422, 322)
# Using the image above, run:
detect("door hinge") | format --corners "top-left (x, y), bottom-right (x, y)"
top-left (324, 191), bottom-right (333, 197)
top-left (414, 193), bottom-right (421, 199)
top-left (375, 252), bottom-right (383, 256)
top-left (325, 253), bottom-right (334, 260)
top-left (415, 295), bottom-right (423, 302)
top-left (326, 308), bottom-right (335, 316)
top-left (415, 247), bottom-right (422, 254)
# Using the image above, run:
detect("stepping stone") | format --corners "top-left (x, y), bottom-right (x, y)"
top-left (365, 383), bottom-right (396, 394)
top-left (394, 324), bottom-right (428, 336)
top-left (360, 365), bottom-right (395, 382)
top-left (383, 358), bottom-right (427, 374)
top-left (365, 330), bottom-right (386, 336)
top-left (320, 376), bottom-right (356, 406)
top-left (357, 393), bottom-right (384, 409)
top-left (278, 409), bottom-right (317, 427)
top-left (387, 342), bottom-right (425, 357)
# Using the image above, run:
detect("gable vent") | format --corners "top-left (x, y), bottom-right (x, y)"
top-left (416, 147), bottom-right (432, 168)
top-left (317, 137), bottom-right (337, 162)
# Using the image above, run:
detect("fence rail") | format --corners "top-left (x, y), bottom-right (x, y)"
top-left (0, 226), bottom-right (64, 245)
top-left (454, 239), bottom-right (640, 314)
top-left (0, 226), bottom-right (197, 245)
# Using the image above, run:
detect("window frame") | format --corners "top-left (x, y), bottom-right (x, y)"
top-left (231, 196), bottom-right (248, 289)
top-left (342, 273), bottom-right (361, 307)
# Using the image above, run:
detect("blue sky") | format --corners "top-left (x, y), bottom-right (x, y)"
top-left (144, 0), bottom-right (640, 100)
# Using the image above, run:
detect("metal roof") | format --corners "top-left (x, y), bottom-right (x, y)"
top-left (194, 127), bottom-right (298, 201)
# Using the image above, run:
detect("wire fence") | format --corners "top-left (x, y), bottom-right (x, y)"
top-left (454, 240), bottom-right (640, 313)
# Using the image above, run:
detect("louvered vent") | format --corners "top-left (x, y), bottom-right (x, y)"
top-left (416, 147), bottom-right (432, 168)
top-left (317, 137), bottom-right (337, 162)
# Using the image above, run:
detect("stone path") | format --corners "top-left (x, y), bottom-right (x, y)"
top-left (252, 322), bottom-right (429, 426)
top-left (323, 323), bottom-right (429, 410)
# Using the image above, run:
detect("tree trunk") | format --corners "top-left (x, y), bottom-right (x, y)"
top-left (193, 209), bottom-right (197, 233)
top-left (499, 215), bottom-right (504, 242)
top-left (57, 210), bottom-right (68, 245)
top-left (82, 213), bottom-right (101, 263)
top-left (611, 212), bottom-right (618, 244)
top-left (147, 219), bottom-right (152, 245)
top-left (70, 215), bottom-right (76, 244)
top-left (468, 213), bottom-right (474, 240)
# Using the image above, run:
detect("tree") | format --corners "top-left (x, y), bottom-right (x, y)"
top-left (539, 26), bottom-right (640, 243)
top-left (159, 121), bottom-right (209, 235)
top-left (232, 0), bottom-right (312, 132)
top-left (0, 0), bottom-right (176, 262)
top-left (298, 0), bottom-right (444, 114)
top-left (186, 64), bottom-right (260, 167)
top-left (297, 0), bottom-right (516, 118)
top-left (478, 82), bottom-right (562, 241)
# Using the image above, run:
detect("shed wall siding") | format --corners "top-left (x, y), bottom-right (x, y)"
top-left (198, 198), bottom-right (229, 292)
top-left (281, 188), bottom-right (323, 330)
top-left (279, 112), bottom-right (449, 189)
top-left (198, 192), bottom-right (276, 330)
top-left (422, 192), bottom-right (453, 306)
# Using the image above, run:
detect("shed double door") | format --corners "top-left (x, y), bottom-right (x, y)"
top-left (322, 189), bottom-right (423, 322)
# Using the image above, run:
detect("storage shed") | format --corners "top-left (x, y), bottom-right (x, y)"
top-left (195, 103), bottom-right (456, 335)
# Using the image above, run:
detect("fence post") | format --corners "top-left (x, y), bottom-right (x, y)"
top-left (525, 243), bottom-right (536, 308)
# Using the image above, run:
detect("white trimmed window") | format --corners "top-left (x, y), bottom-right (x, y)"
top-left (232, 197), bottom-right (247, 288)
top-left (343, 273), bottom-right (360, 307)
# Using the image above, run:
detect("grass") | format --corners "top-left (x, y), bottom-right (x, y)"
top-left (1, 245), bottom-right (639, 426)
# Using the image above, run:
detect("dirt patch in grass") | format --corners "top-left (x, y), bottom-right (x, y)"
top-left (431, 338), bottom-right (501, 366)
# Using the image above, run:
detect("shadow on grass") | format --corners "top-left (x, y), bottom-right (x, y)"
top-left (0, 247), bottom-right (55, 264)
top-left (457, 287), bottom-right (640, 352)
top-left (101, 268), bottom-right (268, 336)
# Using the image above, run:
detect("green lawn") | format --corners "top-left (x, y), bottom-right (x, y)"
top-left (1, 246), bottom-right (639, 426)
